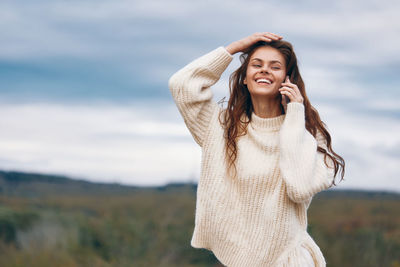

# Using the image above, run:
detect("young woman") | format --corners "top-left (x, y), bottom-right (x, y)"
top-left (168, 32), bottom-right (345, 267)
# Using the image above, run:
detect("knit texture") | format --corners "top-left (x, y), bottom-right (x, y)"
top-left (168, 46), bottom-right (335, 267)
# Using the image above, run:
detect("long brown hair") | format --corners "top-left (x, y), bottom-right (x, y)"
top-left (218, 40), bottom-right (345, 187)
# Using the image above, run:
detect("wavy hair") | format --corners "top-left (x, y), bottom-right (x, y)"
top-left (218, 40), bottom-right (345, 186)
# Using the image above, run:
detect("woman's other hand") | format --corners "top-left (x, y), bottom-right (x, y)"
top-left (280, 76), bottom-right (304, 113)
top-left (225, 32), bottom-right (283, 55)
top-left (279, 76), bottom-right (304, 104)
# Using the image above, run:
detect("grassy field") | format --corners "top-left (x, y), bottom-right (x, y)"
top-left (0, 171), bottom-right (399, 266)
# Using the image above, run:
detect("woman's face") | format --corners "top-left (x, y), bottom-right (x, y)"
top-left (244, 46), bottom-right (287, 98)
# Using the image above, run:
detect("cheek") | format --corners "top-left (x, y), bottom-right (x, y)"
top-left (248, 69), bottom-right (259, 80)
top-left (277, 72), bottom-right (286, 82)
top-left (244, 71), bottom-right (253, 84)
top-left (245, 69), bottom-right (252, 78)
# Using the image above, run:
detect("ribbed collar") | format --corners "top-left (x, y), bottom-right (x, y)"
top-left (249, 111), bottom-right (286, 131)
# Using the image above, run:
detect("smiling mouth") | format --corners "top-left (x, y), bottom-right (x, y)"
top-left (255, 78), bottom-right (273, 85)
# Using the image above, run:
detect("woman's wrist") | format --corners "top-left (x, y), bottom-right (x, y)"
top-left (225, 42), bottom-right (238, 55)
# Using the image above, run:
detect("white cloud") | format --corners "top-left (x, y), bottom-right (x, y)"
top-left (314, 102), bottom-right (400, 192)
top-left (0, 102), bottom-right (201, 186)
top-left (0, 101), bottom-right (399, 192)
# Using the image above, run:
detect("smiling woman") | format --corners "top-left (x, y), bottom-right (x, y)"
top-left (168, 32), bottom-right (345, 267)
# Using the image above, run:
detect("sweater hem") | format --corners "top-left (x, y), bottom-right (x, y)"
top-left (191, 230), bottom-right (324, 267)
top-left (191, 235), bottom-right (275, 267)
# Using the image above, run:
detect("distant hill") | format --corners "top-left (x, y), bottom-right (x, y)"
top-left (0, 170), bottom-right (145, 197)
top-left (0, 170), bottom-right (398, 199)
top-left (314, 187), bottom-right (400, 200)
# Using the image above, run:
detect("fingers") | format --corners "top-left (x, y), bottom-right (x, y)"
top-left (280, 77), bottom-right (298, 102)
top-left (279, 87), bottom-right (295, 96)
top-left (262, 32), bottom-right (283, 39)
top-left (254, 32), bottom-right (283, 42)
top-left (281, 77), bottom-right (301, 95)
top-left (279, 84), bottom-right (304, 103)
top-left (279, 89), bottom-right (295, 103)
top-left (232, 32), bottom-right (283, 54)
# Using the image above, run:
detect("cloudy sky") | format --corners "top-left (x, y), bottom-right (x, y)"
top-left (0, 0), bottom-right (399, 192)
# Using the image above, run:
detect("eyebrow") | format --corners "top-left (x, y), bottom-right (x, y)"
top-left (251, 58), bottom-right (282, 64)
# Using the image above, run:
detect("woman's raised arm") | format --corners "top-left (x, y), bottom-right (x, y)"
top-left (168, 32), bottom-right (282, 147)
top-left (168, 47), bottom-right (233, 147)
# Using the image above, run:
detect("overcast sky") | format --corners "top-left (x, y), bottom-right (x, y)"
top-left (0, 0), bottom-right (399, 192)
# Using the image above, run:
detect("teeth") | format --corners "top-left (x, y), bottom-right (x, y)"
top-left (256, 78), bottom-right (272, 84)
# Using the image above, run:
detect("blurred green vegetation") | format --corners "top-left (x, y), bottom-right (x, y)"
top-left (0, 170), bottom-right (399, 266)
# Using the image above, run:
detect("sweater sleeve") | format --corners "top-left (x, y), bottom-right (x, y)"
top-left (168, 46), bottom-right (233, 147)
top-left (279, 102), bottom-right (335, 204)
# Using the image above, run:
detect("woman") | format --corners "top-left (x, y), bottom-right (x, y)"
top-left (168, 32), bottom-right (345, 267)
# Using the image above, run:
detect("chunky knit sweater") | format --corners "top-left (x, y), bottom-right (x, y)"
top-left (168, 46), bottom-right (335, 267)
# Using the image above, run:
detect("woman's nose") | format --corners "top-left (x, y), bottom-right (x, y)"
top-left (260, 66), bottom-right (270, 73)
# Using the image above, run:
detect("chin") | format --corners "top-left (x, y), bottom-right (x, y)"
top-left (249, 87), bottom-right (277, 96)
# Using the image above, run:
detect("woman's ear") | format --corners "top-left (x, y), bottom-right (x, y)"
top-left (244, 77), bottom-right (247, 85)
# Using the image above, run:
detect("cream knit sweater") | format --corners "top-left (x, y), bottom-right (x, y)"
top-left (168, 46), bottom-right (335, 267)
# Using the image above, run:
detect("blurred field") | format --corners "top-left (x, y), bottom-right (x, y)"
top-left (0, 171), bottom-right (399, 267)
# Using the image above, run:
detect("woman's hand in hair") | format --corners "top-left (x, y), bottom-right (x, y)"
top-left (280, 76), bottom-right (304, 113)
top-left (225, 32), bottom-right (283, 55)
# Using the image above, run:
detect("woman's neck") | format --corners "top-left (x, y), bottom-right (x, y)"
top-left (251, 96), bottom-right (283, 118)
